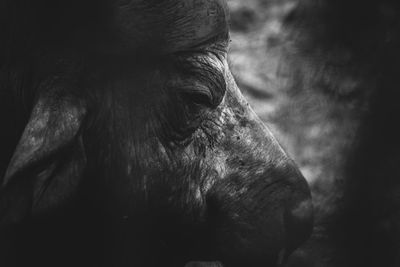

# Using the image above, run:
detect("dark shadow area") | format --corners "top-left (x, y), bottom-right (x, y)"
top-left (228, 0), bottom-right (400, 265)
top-left (284, 0), bottom-right (400, 266)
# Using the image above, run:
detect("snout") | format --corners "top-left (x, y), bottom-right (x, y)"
top-left (205, 157), bottom-right (313, 265)
top-left (283, 170), bottom-right (314, 260)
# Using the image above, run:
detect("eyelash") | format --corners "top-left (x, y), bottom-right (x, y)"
top-left (170, 52), bottom-right (226, 107)
top-left (151, 50), bottom-right (227, 146)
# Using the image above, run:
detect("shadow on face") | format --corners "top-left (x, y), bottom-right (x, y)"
top-left (0, 1), bottom-right (313, 266)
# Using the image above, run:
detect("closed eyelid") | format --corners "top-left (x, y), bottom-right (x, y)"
top-left (172, 52), bottom-right (225, 82)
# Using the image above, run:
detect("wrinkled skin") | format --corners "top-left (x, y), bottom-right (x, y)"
top-left (0, 0), bottom-right (313, 266)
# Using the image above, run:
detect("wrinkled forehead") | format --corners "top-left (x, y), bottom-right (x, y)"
top-left (112, 0), bottom-right (230, 53)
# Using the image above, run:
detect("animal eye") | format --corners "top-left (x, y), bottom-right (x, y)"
top-left (169, 51), bottom-right (226, 109)
top-left (179, 85), bottom-right (215, 107)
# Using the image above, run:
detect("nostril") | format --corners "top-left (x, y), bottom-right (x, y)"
top-left (291, 199), bottom-right (313, 222)
top-left (283, 185), bottom-right (314, 258)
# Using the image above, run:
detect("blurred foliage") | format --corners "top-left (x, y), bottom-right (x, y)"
top-left (227, 0), bottom-right (400, 266)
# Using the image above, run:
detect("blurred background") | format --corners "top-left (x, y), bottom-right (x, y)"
top-left (226, 0), bottom-right (400, 266)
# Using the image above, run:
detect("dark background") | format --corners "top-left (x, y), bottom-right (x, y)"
top-left (227, 0), bottom-right (400, 266)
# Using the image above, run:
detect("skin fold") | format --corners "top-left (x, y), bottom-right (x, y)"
top-left (0, 0), bottom-right (313, 266)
